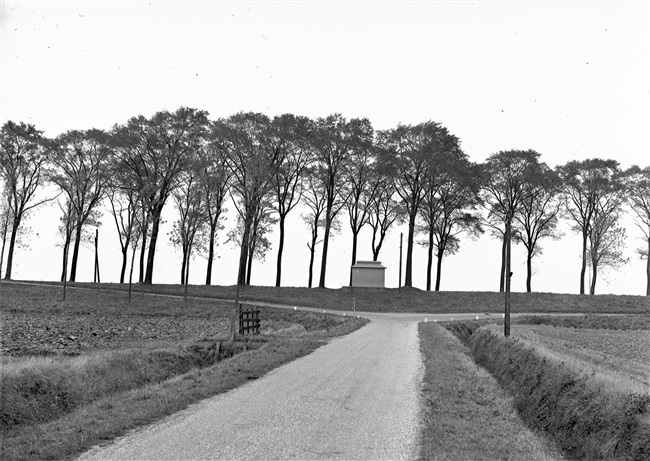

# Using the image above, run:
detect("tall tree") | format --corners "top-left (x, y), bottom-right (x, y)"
top-left (302, 172), bottom-right (327, 288)
top-left (420, 156), bottom-right (481, 291)
top-left (513, 164), bottom-right (562, 292)
top-left (215, 112), bottom-right (284, 285)
top-left (0, 121), bottom-right (53, 280)
top-left (113, 107), bottom-right (209, 284)
top-left (50, 129), bottom-right (112, 281)
top-left (55, 198), bottom-right (76, 282)
top-left (0, 185), bottom-right (11, 279)
top-left (587, 200), bottom-right (627, 294)
top-left (343, 131), bottom-right (378, 285)
top-left (198, 124), bottom-right (231, 285)
top-left (106, 162), bottom-right (141, 284)
top-left (481, 150), bottom-right (543, 292)
top-left (367, 169), bottom-right (403, 262)
top-left (379, 121), bottom-right (459, 287)
top-left (558, 158), bottom-right (623, 294)
top-left (271, 114), bottom-right (313, 287)
top-left (170, 167), bottom-right (207, 285)
top-left (625, 165), bottom-right (650, 295)
top-left (311, 114), bottom-right (371, 288)
top-left (245, 198), bottom-right (276, 285)
top-left (481, 150), bottom-right (542, 337)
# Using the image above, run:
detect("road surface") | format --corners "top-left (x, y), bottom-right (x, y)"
top-left (79, 313), bottom-right (423, 460)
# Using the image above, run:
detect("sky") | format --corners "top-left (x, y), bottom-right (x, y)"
top-left (1, 1), bottom-right (649, 295)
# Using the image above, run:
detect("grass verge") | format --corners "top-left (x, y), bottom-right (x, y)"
top-left (0, 341), bottom-right (250, 432)
top-left (1, 339), bottom-right (325, 461)
top-left (418, 322), bottom-right (563, 460)
top-left (465, 326), bottom-right (650, 460)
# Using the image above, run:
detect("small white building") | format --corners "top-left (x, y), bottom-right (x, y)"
top-left (351, 260), bottom-right (386, 288)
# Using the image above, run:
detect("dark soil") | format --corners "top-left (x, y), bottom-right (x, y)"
top-left (0, 312), bottom-right (230, 356)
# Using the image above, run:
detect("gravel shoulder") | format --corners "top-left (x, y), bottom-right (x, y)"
top-left (79, 316), bottom-right (423, 460)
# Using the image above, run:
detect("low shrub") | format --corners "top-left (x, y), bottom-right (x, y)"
top-left (467, 327), bottom-right (650, 460)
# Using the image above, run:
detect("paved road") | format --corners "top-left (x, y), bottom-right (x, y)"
top-left (79, 314), bottom-right (423, 460)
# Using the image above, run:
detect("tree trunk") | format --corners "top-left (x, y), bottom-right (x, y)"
top-left (144, 211), bottom-right (162, 284)
top-left (138, 207), bottom-right (148, 284)
top-left (371, 227), bottom-right (387, 262)
top-left (59, 229), bottom-right (72, 282)
top-left (128, 243), bottom-right (137, 304)
top-left (0, 216), bottom-right (8, 279)
top-left (69, 222), bottom-right (84, 282)
top-left (504, 218), bottom-right (512, 338)
top-left (246, 245), bottom-right (253, 286)
top-left (435, 247), bottom-right (444, 292)
top-left (404, 211), bottom-right (416, 287)
top-left (138, 232), bottom-right (147, 284)
top-left (184, 247), bottom-right (191, 306)
top-left (237, 207), bottom-right (254, 286)
top-left (205, 225), bottom-right (216, 285)
top-left (580, 230), bottom-right (588, 295)
top-left (319, 213), bottom-right (332, 288)
top-left (60, 240), bottom-right (68, 282)
top-left (308, 243), bottom-right (315, 288)
top-left (119, 245), bottom-right (128, 284)
top-left (275, 216), bottom-right (286, 287)
top-left (590, 260), bottom-right (597, 295)
top-left (349, 230), bottom-right (359, 286)
top-left (526, 251), bottom-right (533, 293)
top-left (499, 233), bottom-right (506, 292)
top-left (426, 229), bottom-right (434, 291)
top-left (180, 250), bottom-right (187, 285)
top-left (3, 218), bottom-right (20, 280)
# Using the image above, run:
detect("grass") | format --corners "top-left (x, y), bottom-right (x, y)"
top-left (464, 325), bottom-right (650, 460)
top-left (0, 281), bottom-right (368, 461)
top-left (0, 342), bottom-right (253, 432)
top-left (2, 339), bottom-right (324, 461)
top-left (418, 322), bottom-right (563, 460)
top-left (20, 280), bottom-right (650, 314)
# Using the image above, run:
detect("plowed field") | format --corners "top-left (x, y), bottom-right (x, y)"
top-left (514, 325), bottom-right (650, 387)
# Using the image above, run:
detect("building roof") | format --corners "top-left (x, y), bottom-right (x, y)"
top-left (351, 260), bottom-right (386, 270)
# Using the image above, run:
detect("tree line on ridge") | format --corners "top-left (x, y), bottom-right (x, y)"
top-left (1, 108), bottom-right (649, 295)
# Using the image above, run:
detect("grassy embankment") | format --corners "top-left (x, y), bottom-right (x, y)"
top-left (0, 282), bottom-right (367, 461)
top-left (31, 280), bottom-right (650, 314)
top-left (445, 315), bottom-right (650, 460)
top-left (418, 322), bottom-right (564, 460)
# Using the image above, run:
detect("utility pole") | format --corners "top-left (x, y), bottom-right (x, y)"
top-left (93, 229), bottom-right (100, 283)
top-left (398, 232), bottom-right (403, 293)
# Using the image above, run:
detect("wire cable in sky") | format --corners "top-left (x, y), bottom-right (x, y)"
top-left (557, 44), bottom-right (648, 165)
top-left (571, 68), bottom-right (648, 162)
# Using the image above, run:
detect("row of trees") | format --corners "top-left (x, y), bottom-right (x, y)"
top-left (1, 110), bottom-right (649, 295)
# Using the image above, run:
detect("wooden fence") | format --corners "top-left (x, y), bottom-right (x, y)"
top-left (239, 305), bottom-right (261, 336)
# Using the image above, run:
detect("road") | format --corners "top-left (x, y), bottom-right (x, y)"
top-left (79, 313), bottom-right (424, 460)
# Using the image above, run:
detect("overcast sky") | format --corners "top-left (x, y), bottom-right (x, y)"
top-left (1, 1), bottom-right (649, 295)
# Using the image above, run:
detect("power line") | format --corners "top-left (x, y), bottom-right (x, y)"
top-left (557, 44), bottom-right (648, 164)
top-left (572, 68), bottom-right (648, 161)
